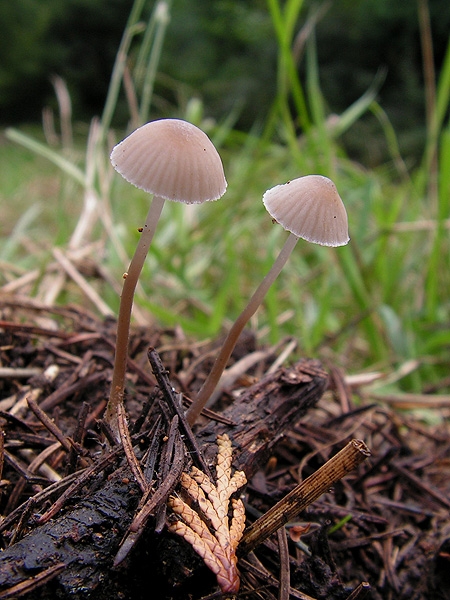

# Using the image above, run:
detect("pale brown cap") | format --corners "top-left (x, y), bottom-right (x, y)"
top-left (262, 175), bottom-right (349, 247)
top-left (110, 119), bottom-right (227, 204)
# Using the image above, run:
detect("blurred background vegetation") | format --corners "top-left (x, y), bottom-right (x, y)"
top-left (2, 0), bottom-right (450, 165)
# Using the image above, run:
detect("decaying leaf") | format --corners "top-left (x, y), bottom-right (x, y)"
top-left (167, 433), bottom-right (247, 594)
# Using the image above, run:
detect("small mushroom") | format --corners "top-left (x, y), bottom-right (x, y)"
top-left (263, 175), bottom-right (350, 247)
top-left (105, 119), bottom-right (227, 439)
top-left (186, 175), bottom-right (349, 425)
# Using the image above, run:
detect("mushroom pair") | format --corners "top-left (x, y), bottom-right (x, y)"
top-left (107, 118), bottom-right (349, 434)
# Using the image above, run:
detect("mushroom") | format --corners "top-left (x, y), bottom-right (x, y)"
top-left (186, 175), bottom-right (349, 425)
top-left (105, 118), bottom-right (227, 439)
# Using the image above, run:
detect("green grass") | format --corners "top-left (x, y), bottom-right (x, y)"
top-left (1, 0), bottom-right (449, 398)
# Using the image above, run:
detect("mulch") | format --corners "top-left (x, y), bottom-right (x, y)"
top-left (0, 294), bottom-right (449, 600)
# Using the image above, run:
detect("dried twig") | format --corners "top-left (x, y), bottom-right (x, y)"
top-left (154, 416), bottom-right (179, 533)
top-left (26, 397), bottom-right (73, 453)
top-left (66, 402), bottom-right (90, 475)
top-left (148, 347), bottom-right (213, 478)
top-left (277, 527), bottom-right (290, 600)
top-left (239, 439), bottom-right (371, 556)
top-left (0, 562), bottom-right (66, 600)
top-left (117, 401), bottom-right (147, 493)
top-left (344, 581), bottom-right (371, 599)
top-left (392, 462), bottom-right (450, 509)
top-left (114, 426), bottom-right (185, 567)
top-left (52, 248), bottom-right (113, 317)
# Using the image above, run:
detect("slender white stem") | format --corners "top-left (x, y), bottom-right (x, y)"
top-left (104, 195), bottom-right (166, 439)
top-left (186, 232), bottom-right (299, 425)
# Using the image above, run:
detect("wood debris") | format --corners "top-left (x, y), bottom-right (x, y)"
top-left (0, 296), bottom-right (449, 599)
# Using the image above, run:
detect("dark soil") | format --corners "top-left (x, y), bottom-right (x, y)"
top-left (0, 294), bottom-right (449, 600)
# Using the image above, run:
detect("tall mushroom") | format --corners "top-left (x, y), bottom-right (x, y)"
top-left (186, 175), bottom-right (349, 425)
top-left (106, 118), bottom-right (227, 439)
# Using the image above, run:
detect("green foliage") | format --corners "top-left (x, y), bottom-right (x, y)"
top-left (156, 0), bottom-right (277, 128)
top-left (0, 0), bottom-right (61, 118)
top-left (0, 0), bottom-right (133, 122)
top-left (1, 0), bottom-right (450, 165)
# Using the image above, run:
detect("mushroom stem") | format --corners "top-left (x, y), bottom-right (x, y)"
top-left (105, 194), bottom-right (166, 439)
top-left (186, 232), bottom-right (299, 426)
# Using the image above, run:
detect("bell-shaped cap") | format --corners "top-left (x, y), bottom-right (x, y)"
top-left (110, 119), bottom-right (227, 204)
top-left (262, 175), bottom-right (349, 247)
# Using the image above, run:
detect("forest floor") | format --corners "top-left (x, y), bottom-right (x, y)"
top-left (0, 294), bottom-right (449, 600)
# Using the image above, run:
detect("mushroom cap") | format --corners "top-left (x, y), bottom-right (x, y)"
top-left (262, 175), bottom-right (349, 247)
top-left (110, 119), bottom-right (227, 204)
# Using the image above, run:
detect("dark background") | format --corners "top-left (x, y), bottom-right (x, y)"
top-left (1, 0), bottom-right (449, 165)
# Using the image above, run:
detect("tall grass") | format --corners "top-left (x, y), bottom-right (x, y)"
top-left (1, 0), bottom-right (449, 395)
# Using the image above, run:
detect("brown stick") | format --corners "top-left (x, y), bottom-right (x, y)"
top-left (344, 581), bottom-right (372, 599)
top-left (26, 397), bottom-right (73, 453)
top-left (0, 562), bottom-right (66, 600)
top-left (239, 439), bottom-right (371, 556)
top-left (117, 401), bottom-right (147, 493)
top-left (277, 527), bottom-right (290, 600)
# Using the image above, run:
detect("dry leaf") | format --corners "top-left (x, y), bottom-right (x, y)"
top-left (167, 434), bottom-right (247, 594)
